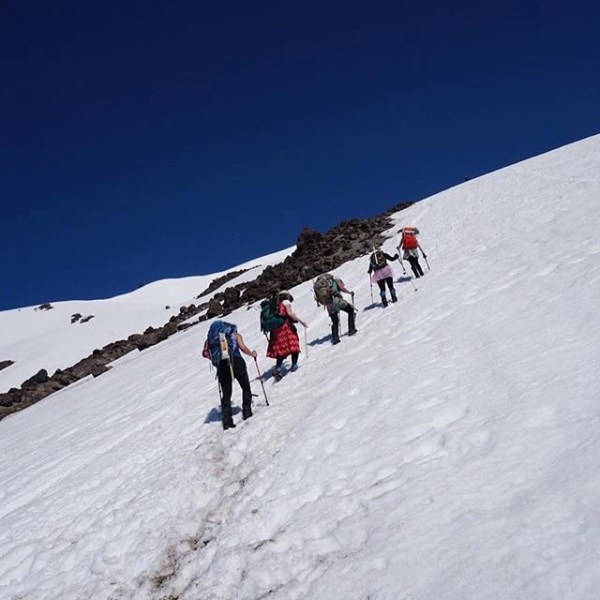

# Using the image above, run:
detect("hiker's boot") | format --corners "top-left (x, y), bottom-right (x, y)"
top-left (242, 402), bottom-right (253, 420)
top-left (390, 289), bottom-right (398, 303)
top-left (221, 402), bottom-right (234, 429)
top-left (272, 366), bottom-right (284, 381)
top-left (380, 291), bottom-right (388, 307)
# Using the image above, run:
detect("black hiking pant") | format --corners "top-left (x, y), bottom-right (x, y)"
top-left (217, 355), bottom-right (252, 429)
top-left (407, 256), bottom-right (424, 278)
top-left (376, 277), bottom-right (397, 304)
top-left (329, 302), bottom-right (356, 344)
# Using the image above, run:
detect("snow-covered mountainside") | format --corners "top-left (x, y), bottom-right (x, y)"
top-left (1, 134), bottom-right (599, 600)
top-left (0, 247), bottom-right (293, 391)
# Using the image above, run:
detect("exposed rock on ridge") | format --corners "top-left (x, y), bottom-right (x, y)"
top-left (0, 201), bottom-right (412, 420)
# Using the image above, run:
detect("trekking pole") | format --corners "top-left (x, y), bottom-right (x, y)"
top-left (369, 275), bottom-right (373, 303)
top-left (253, 357), bottom-right (269, 406)
top-left (303, 325), bottom-right (309, 359)
top-left (423, 254), bottom-right (431, 271)
top-left (351, 291), bottom-right (356, 310)
top-left (396, 246), bottom-right (407, 275)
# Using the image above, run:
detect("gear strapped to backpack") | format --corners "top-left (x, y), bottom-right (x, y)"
top-left (260, 294), bottom-right (286, 334)
top-left (202, 320), bottom-right (239, 367)
top-left (313, 273), bottom-right (338, 306)
top-left (400, 226), bottom-right (420, 250)
top-left (369, 249), bottom-right (387, 271)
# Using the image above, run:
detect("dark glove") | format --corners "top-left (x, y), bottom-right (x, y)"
top-left (392, 253), bottom-right (399, 261)
top-left (423, 254), bottom-right (427, 258)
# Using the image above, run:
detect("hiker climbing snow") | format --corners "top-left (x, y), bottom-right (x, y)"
top-left (314, 274), bottom-right (357, 345)
top-left (368, 248), bottom-right (399, 307)
top-left (202, 320), bottom-right (257, 430)
top-left (264, 291), bottom-right (307, 381)
top-left (398, 226), bottom-right (427, 278)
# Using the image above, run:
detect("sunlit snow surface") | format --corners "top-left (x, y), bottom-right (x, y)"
top-left (1, 135), bottom-right (600, 599)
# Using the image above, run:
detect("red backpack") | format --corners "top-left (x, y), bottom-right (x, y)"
top-left (400, 226), bottom-right (419, 250)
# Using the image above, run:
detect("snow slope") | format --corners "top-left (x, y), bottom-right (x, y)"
top-left (1, 134), bottom-right (600, 600)
top-left (0, 247), bottom-right (293, 391)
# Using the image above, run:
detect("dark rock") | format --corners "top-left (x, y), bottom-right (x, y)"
top-left (22, 369), bottom-right (49, 388)
top-left (52, 370), bottom-right (79, 386)
top-left (0, 393), bottom-right (15, 407)
top-left (195, 266), bottom-right (258, 299)
top-left (0, 360), bottom-right (14, 372)
top-left (223, 287), bottom-right (241, 312)
top-left (92, 365), bottom-right (111, 378)
top-left (80, 315), bottom-right (95, 323)
top-left (71, 313), bottom-right (82, 324)
top-left (136, 323), bottom-right (177, 350)
top-left (36, 303), bottom-right (53, 311)
top-left (206, 298), bottom-right (223, 318)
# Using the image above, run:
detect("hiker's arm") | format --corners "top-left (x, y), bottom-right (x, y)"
top-left (236, 333), bottom-right (257, 358)
top-left (384, 252), bottom-right (399, 261)
top-left (337, 280), bottom-right (353, 295)
top-left (418, 242), bottom-right (427, 257)
top-left (284, 303), bottom-right (307, 328)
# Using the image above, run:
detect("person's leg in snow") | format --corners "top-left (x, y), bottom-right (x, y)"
top-left (415, 259), bottom-right (424, 277)
top-left (385, 277), bottom-right (397, 302)
top-left (290, 352), bottom-right (299, 372)
top-left (329, 310), bottom-right (341, 344)
top-left (232, 356), bottom-right (253, 420)
top-left (272, 356), bottom-right (286, 380)
top-left (217, 360), bottom-right (235, 429)
top-left (408, 256), bottom-right (421, 278)
top-left (376, 280), bottom-right (388, 306)
top-left (340, 302), bottom-right (357, 335)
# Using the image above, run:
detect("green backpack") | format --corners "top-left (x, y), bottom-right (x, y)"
top-left (260, 295), bottom-right (286, 333)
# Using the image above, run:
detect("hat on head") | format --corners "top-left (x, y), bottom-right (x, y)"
top-left (279, 290), bottom-right (294, 302)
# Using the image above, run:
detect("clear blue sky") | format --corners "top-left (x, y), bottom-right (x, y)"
top-left (1, 0), bottom-right (599, 310)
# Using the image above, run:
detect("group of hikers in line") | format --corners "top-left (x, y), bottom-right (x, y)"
top-left (203, 226), bottom-right (427, 430)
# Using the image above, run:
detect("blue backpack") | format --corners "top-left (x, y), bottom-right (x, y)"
top-left (203, 321), bottom-right (240, 366)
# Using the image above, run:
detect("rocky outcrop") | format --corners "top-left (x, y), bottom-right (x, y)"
top-left (35, 303), bottom-right (53, 311)
top-left (0, 201), bottom-right (412, 420)
top-left (211, 201), bottom-right (412, 310)
top-left (0, 360), bottom-right (14, 372)
top-left (0, 300), bottom-right (212, 420)
top-left (195, 266), bottom-right (258, 299)
top-left (206, 298), bottom-right (223, 318)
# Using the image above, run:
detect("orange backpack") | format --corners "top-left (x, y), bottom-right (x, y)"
top-left (400, 226), bottom-right (419, 250)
